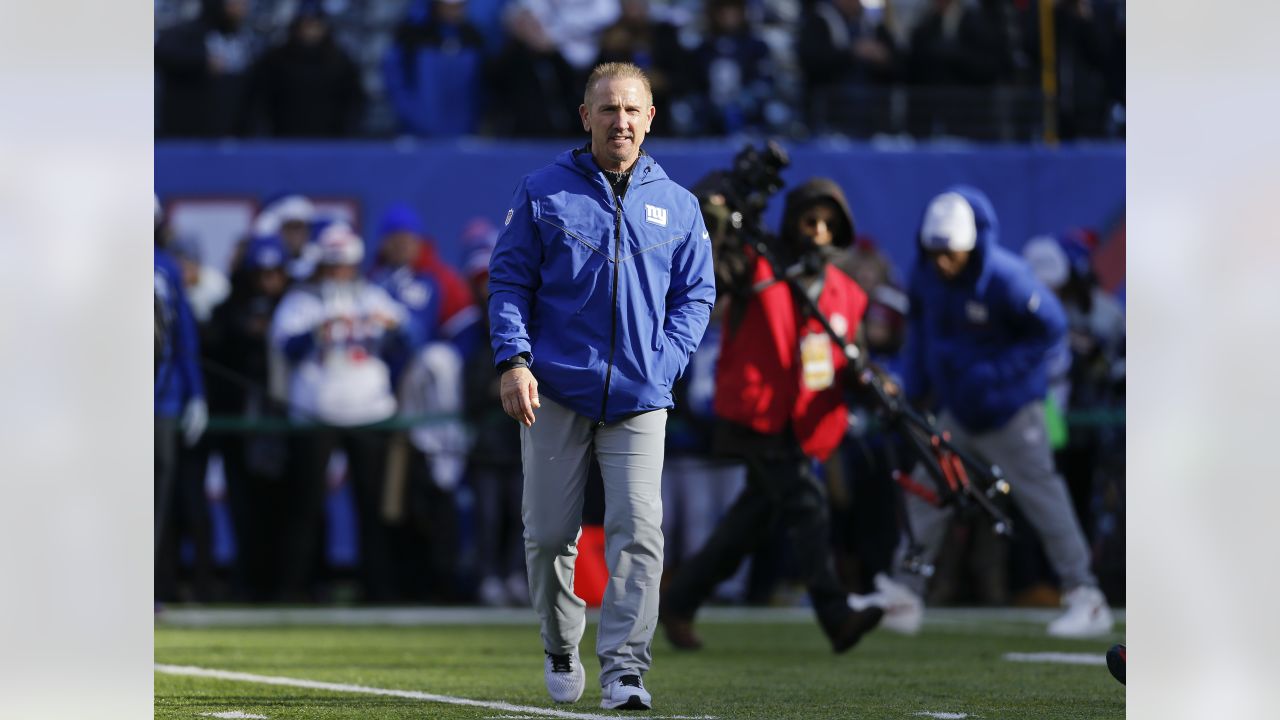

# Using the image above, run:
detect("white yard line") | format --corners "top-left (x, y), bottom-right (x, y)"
top-left (913, 713), bottom-right (971, 719)
top-left (155, 605), bottom-right (1123, 628)
top-left (1003, 652), bottom-right (1106, 666)
top-left (157, 664), bottom-right (717, 720)
top-left (199, 713), bottom-right (269, 719)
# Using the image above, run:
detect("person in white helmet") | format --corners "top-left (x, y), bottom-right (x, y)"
top-left (867, 186), bottom-right (1114, 639)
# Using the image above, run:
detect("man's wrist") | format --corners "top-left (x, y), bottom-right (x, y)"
top-left (496, 352), bottom-right (531, 375)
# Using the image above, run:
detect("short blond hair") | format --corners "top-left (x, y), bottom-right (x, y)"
top-left (583, 62), bottom-right (653, 107)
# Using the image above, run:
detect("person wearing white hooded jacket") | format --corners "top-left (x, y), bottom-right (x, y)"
top-left (269, 221), bottom-right (409, 601)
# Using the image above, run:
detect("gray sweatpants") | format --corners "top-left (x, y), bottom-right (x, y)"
top-left (520, 397), bottom-right (666, 687)
top-left (892, 401), bottom-right (1096, 597)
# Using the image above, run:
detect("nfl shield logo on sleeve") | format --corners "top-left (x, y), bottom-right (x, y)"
top-left (644, 204), bottom-right (668, 227)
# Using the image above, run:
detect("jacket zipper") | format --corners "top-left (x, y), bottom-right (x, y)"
top-left (599, 190), bottom-right (623, 426)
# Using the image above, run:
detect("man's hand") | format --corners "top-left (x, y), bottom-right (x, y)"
top-left (852, 37), bottom-right (891, 66)
top-left (500, 366), bottom-right (540, 427)
top-left (180, 397), bottom-right (208, 447)
top-left (879, 375), bottom-right (901, 397)
top-left (369, 311), bottom-right (400, 331)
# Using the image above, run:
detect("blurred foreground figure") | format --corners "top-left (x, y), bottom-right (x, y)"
top-left (660, 178), bottom-right (884, 654)
top-left (269, 223), bottom-right (409, 601)
top-left (871, 186), bottom-right (1113, 639)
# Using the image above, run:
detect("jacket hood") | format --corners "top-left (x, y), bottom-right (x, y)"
top-left (915, 184), bottom-right (999, 282)
top-left (779, 177), bottom-right (856, 251)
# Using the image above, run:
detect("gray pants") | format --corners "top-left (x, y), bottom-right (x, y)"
top-left (521, 397), bottom-right (666, 687)
top-left (893, 402), bottom-right (1096, 597)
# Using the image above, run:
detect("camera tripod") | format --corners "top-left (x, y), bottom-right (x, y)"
top-left (747, 237), bottom-right (1014, 578)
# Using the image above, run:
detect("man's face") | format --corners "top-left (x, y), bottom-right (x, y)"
top-left (255, 267), bottom-right (287, 297)
top-left (179, 257), bottom-right (201, 288)
top-left (580, 76), bottom-right (655, 172)
top-left (797, 202), bottom-right (840, 247)
top-left (435, 0), bottom-right (466, 24)
top-left (280, 219), bottom-right (311, 256)
top-left (320, 264), bottom-right (359, 282)
top-left (296, 16), bottom-right (327, 45)
top-left (928, 248), bottom-right (971, 279)
top-left (711, 3), bottom-right (746, 33)
top-left (381, 231), bottom-right (420, 268)
top-left (836, 0), bottom-right (864, 18)
top-left (224, 0), bottom-right (249, 24)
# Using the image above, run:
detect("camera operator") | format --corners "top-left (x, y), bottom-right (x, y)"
top-left (660, 170), bottom-right (885, 654)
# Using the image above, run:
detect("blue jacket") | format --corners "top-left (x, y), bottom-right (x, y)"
top-left (902, 185), bottom-right (1066, 432)
top-left (382, 23), bottom-right (484, 138)
top-left (369, 265), bottom-right (441, 378)
top-left (488, 148), bottom-right (716, 424)
top-left (154, 247), bottom-right (205, 417)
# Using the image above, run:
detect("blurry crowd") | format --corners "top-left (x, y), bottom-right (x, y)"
top-left (154, 0), bottom-right (1125, 142)
top-left (155, 195), bottom-right (527, 604)
top-left (153, 183), bottom-right (1124, 608)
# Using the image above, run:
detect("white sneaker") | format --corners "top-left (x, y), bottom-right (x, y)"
top-left (874, 573), bottom-right (924, 636)
top-left (1047, 585), bottom-right (1113, 638)
top-left (544, 652), bottom-right (585, 703)
top-left (600, 674), bottom-right (651, 710)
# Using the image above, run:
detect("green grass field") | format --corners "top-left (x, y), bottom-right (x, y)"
top-left (155, 608), bottom-right (1125, 719)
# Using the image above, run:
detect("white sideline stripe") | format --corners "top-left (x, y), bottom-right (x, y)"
top-left (914, 713), bottom-right (970, 719)
top-left (485, 717), bottom-right (716, 719)
top-left (1003, 652), bottom-right (1106, 666)
top-left (156, 664), bottom-right (717, 720)
top-left (199, 713), bottom-right (269, 719)
top-left (156, 605), bottom-right (1124, 628)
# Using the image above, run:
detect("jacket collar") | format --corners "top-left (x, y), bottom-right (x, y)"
top-left (559, 145), bottom-right (665, 187)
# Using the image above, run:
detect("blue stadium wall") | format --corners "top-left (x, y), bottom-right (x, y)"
top-left (155, 139), bottom-right (1125, 276)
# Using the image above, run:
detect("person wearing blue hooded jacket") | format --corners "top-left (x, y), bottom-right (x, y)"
top-left (870, 186), bottom-right (1114, 639)
top-left (488, 62), bottom-right (715, 711)
top-left (154, 203), bottom-right (208, 564)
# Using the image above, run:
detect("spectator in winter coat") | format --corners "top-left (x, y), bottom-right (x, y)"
top-left (383, 0), bottom-right (487, 137)
top-left (904, 0), bottom-right (1009, 137)
top-left (154, 210), bottom-right (208, 563)
top-left (245, 0), bottom-right (367, 137)
top-left (203, 235), bottom-right (292, 601)
top-left (370, 203), bottom-right (482, 362)
top-left (269, 222), bottom-right (409, 602)
top-left (251, 194), bottom-right (319, 281)
top-left (686, 0), bottom-right (777, 135)
top-left (871, 186), bottom-right (1114, 639)
top-left (155, 0), bottom-right (255, 137)
top-left (796, 0), bottom-right (899, 133)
